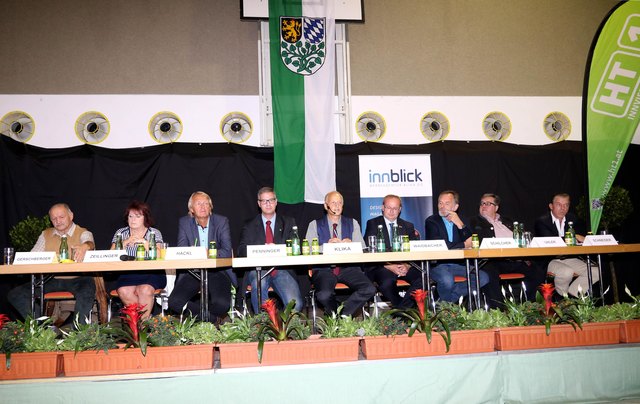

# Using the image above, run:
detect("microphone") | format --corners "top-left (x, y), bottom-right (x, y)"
top-left (120, 254), bottom-right (135, 261)
top-left (326, 205), bottom-right (338, 215)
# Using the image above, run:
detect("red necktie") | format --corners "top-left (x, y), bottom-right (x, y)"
top-left (265, 220), bottom-right (274, 244)
top-left (332, 223), bottom-right (340, 276)
top-left (266, 220), bottom-right (277, 277)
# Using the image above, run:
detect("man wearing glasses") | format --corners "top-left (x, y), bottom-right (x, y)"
top-left (363, 194), bottom-right (422, 308)
top-left (305, 191), bottom-right (376, 316)
top-left (237, 187), bottom-right (303, 313)
top-left (469, 193), bottom-right (546, 308)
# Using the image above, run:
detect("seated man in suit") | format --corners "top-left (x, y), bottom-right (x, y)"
top-left (424, 190), bottom-right (489, 303)
top-left (168, 191), bottom-right (236, 322)
top-left (9, 203), bottom-right (96, 324)
top-left (237, 187), bottom-right (303, 313)
top-left (364, 194), bottom-right (421, 308)
top-left (534, 192), bottom-right (599, 297)
top-left (469, 193), bottom-right (546, 308)
top-left (306, 191), bottom-right (376, 316)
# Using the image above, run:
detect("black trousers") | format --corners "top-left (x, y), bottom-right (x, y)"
top-left (168, 270), bottom-right (232, 321)
top-left (366, 266), bottom-right (423, 308)
top-left (311, 266), bottom-right (376, 316)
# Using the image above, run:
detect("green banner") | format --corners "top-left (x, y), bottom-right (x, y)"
top-left (587, 1), bottom-right (640, 232)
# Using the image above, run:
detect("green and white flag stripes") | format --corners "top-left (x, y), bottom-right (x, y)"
top-left (587, 1), bottom-right (640, 232)
top-left (269, 0), bottom-right (336, 204)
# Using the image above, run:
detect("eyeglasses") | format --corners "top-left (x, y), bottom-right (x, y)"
top-left (258, 198), bottom-right (277, 205)
top-left (479, 201), bottom-right (497, 207)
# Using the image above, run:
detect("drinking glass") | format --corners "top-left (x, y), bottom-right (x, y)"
top-left (367, 236), bottom-right (377, 253)
top-left (158, 243), bottom-right (168, 260)
top-left (3, 247), bottom-right (15, 265)
top-left (522, 231), bottom-right (532, 248)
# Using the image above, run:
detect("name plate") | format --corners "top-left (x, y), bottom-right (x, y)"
top-left (530, 236), bottom-right (566, 247)
top-left (247, 244), bottom-right (287, 257)
top-left (13, 252), bottom-right (57, 265)
top-left (165, 246), bottom-right (207, 260)
top-left (410, 240), bottom-right (448, 251)
top-left (583, 234), bottom-right (618, 246)
top-left (480, 237), bottom-right (518, 249)
top-left (84, 250), bottom-right (124, 263)
top-left (322, 242), bottom-right (363, 255)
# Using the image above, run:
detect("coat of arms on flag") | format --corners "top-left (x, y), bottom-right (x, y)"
top-left (280, 16), bottom-right (326, 75)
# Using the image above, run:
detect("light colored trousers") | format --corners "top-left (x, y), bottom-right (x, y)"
top-left (547, 258), bottom-right (599, 297)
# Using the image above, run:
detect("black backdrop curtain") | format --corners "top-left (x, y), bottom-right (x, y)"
top-left (2, 136), bottom-right (640, 305)
top-left (2, 136), bottom-right (639, 250)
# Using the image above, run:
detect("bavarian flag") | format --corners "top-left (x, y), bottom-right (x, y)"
top-left (269, 0), bottom-right (336, 204)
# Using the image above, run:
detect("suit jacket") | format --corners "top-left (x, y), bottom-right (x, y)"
top-left (237, 214), bottom-right (297, 257)
top-left (424, 214), bottom-right (471, 249)
top-left (177, 214), bottom-right (237, 285)
top-left (534, 211), bottom-right (584, 238)
top-left (468, 215), bottom-right (514, 242)
top-left (364, 216), bottom-right (419, 248)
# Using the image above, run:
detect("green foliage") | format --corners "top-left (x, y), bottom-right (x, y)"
top-left (0, 316), bottom-right (58, 370)
top-left (437, 302), bottom-right (510, 330)
top-left (316, 307), bottom-right (363, 338)
top-left (146, 315), bottom-right (181, 347)
top-left (8, 215), bottom-right (51, 252)
top-left (576, 185), bottom-right (633, 232)
top-left (217, 313), bottom-right (263, 343)
top-left (182, 321), bottom-right (221, 345)
top-left (59, 315), bottom-right (119, 354)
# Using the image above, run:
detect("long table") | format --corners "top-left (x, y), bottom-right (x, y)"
top-left (0, 258), bottom-right (232, 321)
top-left (233, 244), bottom-right (640, 309)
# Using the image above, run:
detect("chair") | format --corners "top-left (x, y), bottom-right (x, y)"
top-left (42, 276), bottom-right (106, 324)
top-left (107, 289), bottom-right (166, 321)
top-left (371, 279), bottom-right (411, 317)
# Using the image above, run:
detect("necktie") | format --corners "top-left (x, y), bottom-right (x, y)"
top-left (332, 223), bottom-right (340, 276)
top-left (265, 220), bottom-right (277, 277)
top-left (265, 220), bottom-right (274, 244)
top-left (389, 223), bottom-right (395, 242)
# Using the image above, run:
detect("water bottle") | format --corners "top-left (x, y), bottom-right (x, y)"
top-left (148, 232), bottom-right (157, 260)
top-left (512, 221), bottom-right (521, 246)
top-left (391, 224), bottom-right (401, 252)
top-left (115, 234), bottom-right (123, 250)
top-left (59, 235), bottom-right (69, 261)
top-left (291, 226), bottom-right (301, 256)
top-left (566, 222), bottom-right (576, 246)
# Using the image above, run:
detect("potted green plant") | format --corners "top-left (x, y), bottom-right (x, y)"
top-left (0, 315), bottom-right (61, 380)
top-left (495, 284), bottom-right (619, 350)
top-left (8, 215), bottom-right (51, 252)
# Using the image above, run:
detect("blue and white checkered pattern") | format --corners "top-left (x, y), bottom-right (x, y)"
top-left (303, 18), bottom-right (324, 44)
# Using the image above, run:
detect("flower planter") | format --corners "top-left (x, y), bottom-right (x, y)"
top-left (0, 352), bottom-right (62, 380)
top-left (62, 344), bottom-right (215, 376)
top-left (495, 322), bottom-right (621, 351)
top-left (362, 329), bottom-right (496, 360)
top-left (619, 319), bottom-right (640, 343)
top-left (217, 337), bottom-right (361, 368)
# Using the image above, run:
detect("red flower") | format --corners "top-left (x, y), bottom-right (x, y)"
top-left (411, 289), bottom-right (429, 320)
top-left (539, 283), bottom-right (555, 315)
top-left (121, 303), bottom-right (146, 342)
top-left (0, 314), bottom-right (9, 329)
top-left (261, 299), bottom-right (281, 332)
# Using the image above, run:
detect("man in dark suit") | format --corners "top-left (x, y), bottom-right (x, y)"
top-left (237, 187), bottom-right (303, 313)
top-left (424, 190), bottom-right (489, 302)
top-left (364, 194), bottom-right (421, 308)
top-left (469, 193), bottom-right (546, 307)
top-left (534, 192), bottom-right (598, 297)
top-left (168, 191), bottom-right (236, 322)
